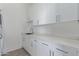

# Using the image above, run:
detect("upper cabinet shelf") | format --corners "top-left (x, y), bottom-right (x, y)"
top-left (27, 3), bottom-right (78, 26)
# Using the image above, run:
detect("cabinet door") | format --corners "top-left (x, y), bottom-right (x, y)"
top-left (56, 3), bottom-right (78, 22)
top-left (29, 4), bottom-right (56, 25)
top-left (23, 35), bottom-right (33, 55)
top-left (36, 40), bottom-right (51, 56)
top-left (22, 37), bottom-right (26, 50)
top-left (0, 39), bottom-right (1, 55)
top-left (54, 44), bottom-right (78, 56)
top-left (23, 21), bottom-right (33, 33)
top-left (31, 39), bottom-right (37, 56)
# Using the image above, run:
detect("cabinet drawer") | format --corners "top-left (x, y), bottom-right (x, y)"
top-left (54, 44), bottom-right (78, 56)
top-left (37, 39), bottom-right (51, 47)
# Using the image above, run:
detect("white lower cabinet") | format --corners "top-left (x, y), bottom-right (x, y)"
top-left (53, 44), bottom-right (78, 56)
top-left (23, 35), bottom-right (33, 55)
top-left (23, 36), bottom-right (79, 56)
top-left (31, 39), bottom-right (52, 56)
top-left (30, 39), bottom-right (37, 56)
top-left (36, 40), bottom-right (52, 56)
top-left (23, 36), bottom-right (52, 56)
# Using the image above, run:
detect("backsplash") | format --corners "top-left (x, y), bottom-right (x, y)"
top-left (33, 20), bottom-right (79, 39)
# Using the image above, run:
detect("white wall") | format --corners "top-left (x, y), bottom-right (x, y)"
top-left (0, 3), bottom-right (27, 53)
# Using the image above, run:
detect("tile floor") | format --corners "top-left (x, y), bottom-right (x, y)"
top-left (2, 48), bottom-right (30, 56)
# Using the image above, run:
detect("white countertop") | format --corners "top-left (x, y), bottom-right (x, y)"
top-left (32, 34), bottom-right (79, 49)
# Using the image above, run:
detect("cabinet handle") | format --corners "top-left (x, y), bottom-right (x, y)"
top-left (41, 42), bottom-right (48, 46)
top-left (56, 15), bottom-right (61, 23)
top-left (34, 40), bottom-right (37, 42)
top-left (0, 34), bottom-right (2, 39)
top-left (56, 48), bottom-right (68, 54)
top-left (52, 51), bottom-right (54, 56)
top-left (31, 42), bottom-right (33, 47)
top-left (49, 50), bottom-right (51, 56)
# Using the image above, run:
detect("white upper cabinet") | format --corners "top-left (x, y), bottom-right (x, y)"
top-left (27, 3), bottom-right (78, 25)
top-left (28, 3), bottom-right (56, 25)
top-left (56, 3), bottom-right (78, 22)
